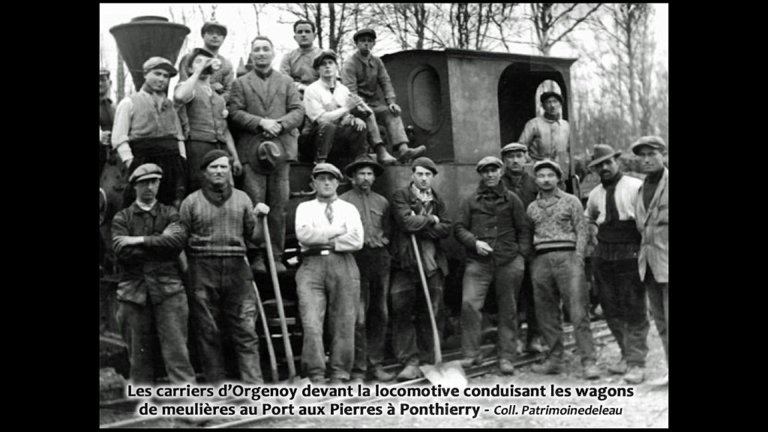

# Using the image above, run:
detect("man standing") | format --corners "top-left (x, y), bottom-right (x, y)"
top-left (301, 50), bottom-right (370, 167)
top-left (527, 160), bottom-right (599, 379)
top-left (175, 47), bottom-right (242, 192)
top-left (100, 68), bottom-right (115, 180)
top-left (500, 142), bottom-right (545, 353)
top-left (228, 36), bottom-right (304, 274)
top-left (280, 19), bottom-right (323, 96)
top-left (111, 163), bottom-right (196, 385)
top-left (389, 157), bottom-right (451, 381)
top-left (179, 150), bottom-right (269, 385)
top-left (340, 156), bottom-right (396, 383)
top-left (178, 21), bottom-right (235, 102)
top-left (632, 136), bottom-right (668, 385)
top-left (518, 92), bottom-right (571, 188)
top-left (585, 144), bottom-right (649, 384)
top-left (454, 156), bottom-right (531, 374)
top-left (341, 28), bottom-right (426, 166)
top-left (112, 57), bottom-right (187, 208)
top-left (295, 163), bottom-right (363, 384)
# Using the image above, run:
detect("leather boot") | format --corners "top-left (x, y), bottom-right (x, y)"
top-left (374, 143), bottom-right (396, 166)
top-left (250, 251), bottom-right (268, 275)
top-left (370, 366), bottom-right (396, 383)
top-left (394, 144), bottom-right (426, 164)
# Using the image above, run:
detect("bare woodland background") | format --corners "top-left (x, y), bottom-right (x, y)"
top-left (100, 3), bottom-right (669, 160)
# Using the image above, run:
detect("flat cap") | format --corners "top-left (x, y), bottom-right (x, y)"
top-left (200, 149), bottom-right (231, 170)
top-left (631, 136), bottom-right (667, 154)
top-left (344, 155), bottom-right (384, 177)
top-left (411, 157), bottom-right (438, 175)
top-left (353, 28), bottom-right (376, 42)
top-left (312, 50), bottom-right (338, 70)
top-left (129, 163), bottom-right (163, 184)
top-left (533, 159), bottom-right (563, 178)
top-left (501, 142), bottom-right (527, 155)
top-left (201, 21), bottom-right (228, 37)
top-left (476, 156), bottom-right (504, 173)
top-left (540, 91), bottom-right (563, 105)
top-left (99, 68), bottom-right (110, 77)
top-left (143, 57), bottom-right (178, 77)
top-left (312, 163), bottom-right (343, 180)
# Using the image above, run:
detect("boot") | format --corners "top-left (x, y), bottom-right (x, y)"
top-left (623, 366), bottom-right (644, 384)
top-left (369, 366), bottom-right (396, 383)
top-left (394, 143), bottom-right (426, 164)
top-left (582, 361), bottom-right (601, 380)
top-left (608, 358), bottom-right (628, 375)
top-left (531, 359), bottom-right (564, 375)
top-left (499, 359), bottom-right (515, 375)
top-left (525, 335), bottom-right (545, 353)
top-left (396, 364), bottom-right (423, 381)
top-left (250, 252), bottom-right (268, 275)
top-left (374, 143), bottom-right (396, 166)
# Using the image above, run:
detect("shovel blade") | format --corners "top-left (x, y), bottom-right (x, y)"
top-left (419, 360), bottom-right (468, 388)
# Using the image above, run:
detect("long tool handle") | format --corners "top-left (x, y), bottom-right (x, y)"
top-left (263, 217), bottom-right (297, 380)
top-left (410, 234), bottom-right (442, 364)
top-left (245, 257), bottom-right (279, 383)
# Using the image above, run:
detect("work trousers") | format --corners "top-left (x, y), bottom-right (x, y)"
top-left (296, 252), bottom-right (360, 380)
top-left (116, 292), bottom-right (196, 384)
top-left (186, 140), bottom-right (227, 192)
top-left (351, 247), bottom-right (391, 375)
top-left (517, 262), bottom-right (542, 342)
top-left (367, 103), bottom-right (409, 149)
top-left (241, 162), bottom-right (289, 260)
top-left (300, 120), bottom-right (368, 167)
top-left (531, 250), bottom-right (595, 365)
top-left (594, 257), bottom-right (650, 367)
top-left (187, 256), bottom-right (262, 384)
top-left (390, 268), bottom-right (445, 366)
top-left (645, 264), bottom-right (668, 364)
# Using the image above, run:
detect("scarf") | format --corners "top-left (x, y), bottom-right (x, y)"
top-left (201, 179), bottom-right (233, 207)
top-left (601, 171), bottom-right (623, 224)
top-left (544, 112), bottom-right (561, 121)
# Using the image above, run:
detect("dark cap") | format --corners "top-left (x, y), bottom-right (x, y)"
top-left (99, 68), bottom-right (110, 77)
top-left (631, 136), bottom-right (667, 155)
top-left (129, 163), bottom-right (163, 184)
top-left (588, 144), bottom-right (621, 169)
top-left (540, 91), bottom-right (563, 105)
top-left (500, 142), bottom-right (527, 155)
top-left (200, 149), bottom-right (230, 170)
top-left (312, 50), bottom-right (338, 70)
top-left (476, 156), bottom-right (504, 173)
top-left (312, 163), bottom-right (343, 180)
top-left (533, 159), bottom-right (563, 178)
top-left (353, 28), bottom-right (377, 42)
top-left (201, 21), bottom-right (228, 37)
top-left (186, 47), bottom-right (215, 69)
top-left (344, 155), bottom-right (384, 178)
top-left (143, 57), bottom-right (178, 77)
top-left (411, 157), bottom-right (438, 175)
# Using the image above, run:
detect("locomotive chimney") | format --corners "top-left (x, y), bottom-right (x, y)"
top-left (110, 16), bottom-right (190, 91)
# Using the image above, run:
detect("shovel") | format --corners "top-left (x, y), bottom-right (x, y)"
top-left (410, 234), bottom-right (468, 388)
top-left (244, 260), bottom-right (279, 383)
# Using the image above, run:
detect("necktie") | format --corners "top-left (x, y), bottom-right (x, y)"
top-left (325, 202), bottom-right (334, 224)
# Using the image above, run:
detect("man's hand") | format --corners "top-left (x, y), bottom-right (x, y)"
top-left (328, 225), bottom-right (347, 239)
top-left (259, 118), bottom-right (282, 137)
top-left (113, 236), bottom-right (143, 254)
top-left (161, 223), bottom-right (183, 237)
top-left (475, 240), bottom-right (494, 257)
top-left (192, 57), bottom-right (213, 77)
top-left (222, 109), bottom-right (229, 119)
top-left (124, 158), bottom-right (133, 170)
top-left (388, 103), bottom-right (401, 116)
top-left (233, 159), bottom-right (243, 176)
top-left (100, 130), bottom-right (112, 146)
top-left (254, 203), bottom-right (270, 217)
top-left (351, 117), bottom-right (366, 131)
top-left (296, 83), bottom-right (307, 93)
top-left (432, 215), bottom-right (440, 224)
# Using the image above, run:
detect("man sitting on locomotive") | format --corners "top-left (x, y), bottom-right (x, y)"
top-left (112, 57), bottom-right (187, 209)
top-left (341, 28), bottom-right (426, 166)
top-left (175, 47), bottom-right (242, 192)
top-left (280, 19), bottom-right (323, 98)
top-left (178, 21), bottom-right (235, 102)
top-left (518, 92), bottom-right (571, 190)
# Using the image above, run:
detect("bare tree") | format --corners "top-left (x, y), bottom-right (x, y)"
top-left (276, 3), bottom-right (368, 57)
top-left (528, 3), bottom-right (603, 55)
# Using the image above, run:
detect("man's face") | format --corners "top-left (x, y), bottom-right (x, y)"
top-left (543, 96), bottom-right (562, 117)
top-left (317, 58), bottom-right (337, 79)
top-left (352, 166), bottom-right (375, 192)
top-left (293, 23), bottom-right (315, 48)
top-left (313, 173), bottom-right (339, 198)
top-left (412, 166), bottom-right (434, 191)
top-left (144, 68), bottom-right (170, 93)
top-left (592, 156), bottom-right (620, 181)
top-left (203, 156), bottom-right (231, 187)
top-left (203, 28), bottom-right (226, 49)
top-left (480, 166), bottom-right (502, 188)
top-left (535, 168), bottom-right (559, 192)
top-left (356, 36), bottom-right (376, 56)
top-left (636, 146), bottom-right (665, 173)
top-left (134, 178), bottom-right (160, 204)
top-left (250, 40), bottom-right (274, 69)
top-left (99, 75), bottom-right (111, 97)
top-left (503, 151), bottom-right (527, 174)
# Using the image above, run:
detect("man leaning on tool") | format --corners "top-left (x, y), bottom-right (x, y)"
top-left (178, 150), bottom-right (269, 385)
top-left (389, 157), bottom-right (452, 381)
top-left (112, 163), bottom-right (196, 385)
top-left (454, 156), bottom-right (532, 375)
top-left (585, 144), bottom-right (649, 385)
top-left (527, 160), bottom-right (600, 380)
top-left (295, 163), bottom-right (363, 385)
top-left (340, 155), bottom-right (397, 383)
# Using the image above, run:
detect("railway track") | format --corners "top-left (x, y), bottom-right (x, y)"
top-left (100, 320), bottom-right (612, 429)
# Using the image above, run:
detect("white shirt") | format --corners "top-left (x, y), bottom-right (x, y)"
top-left (303, 79), bottom-right (351, 123)
top-left (295, 197), bottom-right (363, 253)
top-left (585, 175), bottom-right (642, 226)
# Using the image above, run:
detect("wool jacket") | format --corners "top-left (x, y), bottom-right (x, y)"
top-left (635, 168), bottom-right (668, 283)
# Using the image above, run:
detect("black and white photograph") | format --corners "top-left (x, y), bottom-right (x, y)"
top-left (99, 3), bottom-right (669, 428)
